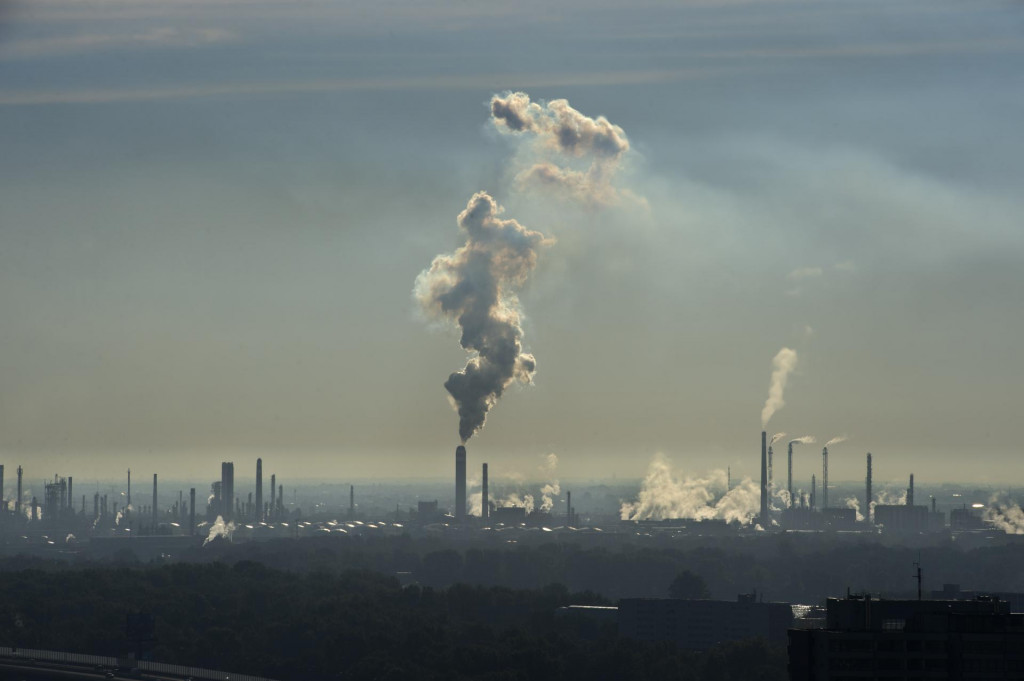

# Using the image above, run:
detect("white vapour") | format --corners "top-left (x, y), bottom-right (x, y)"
top-left (203, 515), bottom-right (235, 546)
top-left (497, 492), bottom-right (535, 513)
top-left (761, 348), bottom-right (798, 428)
top-left (984, 493), bottom-right (1024, 534)
top-left (845, 497), bottom-right (864, 522)
top-left (620, 454), bottom-right (759, 525)
top-left (790, 435), bottom-right (816, 446)
top-left (770, 432), bottom-right (787, 446)
top-left (825, 435), bottom-right (848, 447)
top-left (490, 92), bottom-right (632, 206)
top-left (538, 453), bottom-right (560, 513)
top-left (875, 488), bottom-right (908, 506)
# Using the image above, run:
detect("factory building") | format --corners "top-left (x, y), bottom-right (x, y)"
top-left (789, 594), bottom-right (1024, 680)
top-left (620, 594), bottom-right (793, 650)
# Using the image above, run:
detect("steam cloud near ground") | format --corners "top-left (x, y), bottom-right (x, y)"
top-left (620, 454), bottom-right (759, 525)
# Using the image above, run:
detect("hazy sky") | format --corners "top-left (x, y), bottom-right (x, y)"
top-left (1, 0), bottom-right (1022, 486)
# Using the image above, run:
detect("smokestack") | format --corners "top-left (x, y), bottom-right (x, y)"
top-left (760, 431), bottom-right (768, 525)
top-left (866, 453), bottom-right (872, 523)
top-left (93, 492), bottom-right (99, 519)
top-left (787, 442), bottom-right (794, 508)
top-left (189, 488), bottom-right (196, 536)
top-left (455, 445), bottom-right (467, 523)
top-left (350, 485), bottom-right (355, 514)
top-left (255, 458), bottom-right (263, 522)
top-left (822, 447), bottom-right (829, 509)
top-left (67, 476), bottom-right (73, 512)
top-left (152, 474), bottom-right (158, 526)
top-left (767, 445), bottom-right (773, 496)
top-left (811, 474), bottom-right (816, 510)
top-left (567, 490), bottom-right (572, 527)
top-left (270, 474), bottom-right (276, 520)
top-left (907, 474), bottom-right (914, 506)
top-left (278, 484), bottom-right (283, 514)
top-left (0, 464), bottom-right (4, 510)
top-left (221, 462), bottom-right (234, 521)
top-left (482, 463), bottom-right (489, 520)
top-left (727, 466), bottom-right (731, 492)
top-left (16, 465), bottom-right (22, 515)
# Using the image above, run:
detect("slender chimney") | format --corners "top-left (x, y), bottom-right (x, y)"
top-left (350, 485), bottom-right (355, 514)
top-left (455, 445), bottom-right (467, 523)
top-left (787, 442), bottom-right (794, 508)
top-left (221, 462), bottom-right (234, 521)
top-left (278, 484), bottom-right (283, 513)
top-left (0, 464), bottom-right (5, 510)
top-left (127, 468), bottom-right (131, 512)
top-left (567, 490), bottom-right (572, 526)
top-left (767, 445), bottom-right (774, 497)
top-left (255, 458), bottom-right (263, 522)
top-left (270, 474), bottom-right (276, 520)
top-left (760, 431), bottom-right (768, 525)
top-left (822, 447), bottom-right (829, 509)
top-left (482, 463), bottom-right (489, 520)
top-left (811, 473), bottom-right (816, 510)
top-left (866, 453), bottom-right (873, 523)
top-left (16, 465), bottom-right (22, 515)
top-left (907, 473), bottom-right (914, 506)
top-left (727, 466), bottom-right (731, 492)
top-left (152, 474), bottom-right (158, 526)
top-left (189, 488), bottom-right (196, 535)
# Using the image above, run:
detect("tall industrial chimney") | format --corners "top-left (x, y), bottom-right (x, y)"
top-left (787, 442), bottom-right (794, 508)
top-left (221, 462), bottom-right (234, 521)
top-left (189, 487), bottom-right (196, 535)
top-left (270, 474), bottom-right (276, 520)
top-left (127, 468), bottom-right (131, 513)
top-left (822, 447), bottom-right (829, 509)
top-left (767, 445), bottom-right (774, 497)
top-left (0, 464), bottom-right (5, 510)
top-left (907, 474), bottom-right (914, 506)
top-left (455, 445), bottom-right (467, 523)
top-left (349, 485), bottom-right (355, 514)
top-left (151, 474), bottom-right (157, 526)
top-left (255, 458), bottom-right (263, 522)
top-left (760, 431), bottom-right (768, 525)
top-left (567, 490), bottom-right (572, 526)
top-left (811, 474), bottom-right (816, 510)
top-left (67, 476), bottom-right (73, 513)
top-left (866, 453), bottom-right (873, 523)
top-left (482, 463), bottom-right (489, 520)
top-left (16, 465), bottom-right (22, 516)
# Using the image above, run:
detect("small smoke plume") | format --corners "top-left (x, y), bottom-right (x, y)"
top-left (620, 454), bottom-right (759, 525)
top-left (65, 533), bottom-right (76, 544)
top-left (770, 432), bottom-right (787, 447)
top-left (845, 497), bottom-right (864, 522)
top-left (875, 488), bottom-right (908, 506)
top-left (490, 92), bottom-right (631, 206)
top-left (790, 435), bottom-right (816, 446)
top-left (497, 492), bottom-right (535, 514)
top-left (415, 192), bottom-right (552, 442)
top-left (984, 493), bottom-right (1024, 534)
top-left (760, 348), bottom-right (798, 428)
top-left (538, 453), bottom-right (560, 513)
top-left (825, 435), bottom-right (848, 447)
top-left (203, 515), bottom-right (235, 546)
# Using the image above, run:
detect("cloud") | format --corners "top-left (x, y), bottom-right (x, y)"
top-left (0, 27), bottom-right (238, 59)
top-left (786, 266), bottom-right (823, 281)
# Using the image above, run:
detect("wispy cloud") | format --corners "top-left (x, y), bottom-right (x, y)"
top-left (786, 266), bottom-right (823, 281)
top-left (0, 27), bottom-right (238, 59)
top-left (0, 65), bottom-right (750, 106)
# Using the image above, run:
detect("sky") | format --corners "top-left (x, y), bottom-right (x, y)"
top-left (0, 0), bottom-right (1022, 487)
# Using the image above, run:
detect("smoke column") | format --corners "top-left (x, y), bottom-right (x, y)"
top-left (825, 435), bottom-right (848, 447)
top-left (416, 192), bottom-right (552, 442)
top-left (760, 348), bottom-right (798, 428)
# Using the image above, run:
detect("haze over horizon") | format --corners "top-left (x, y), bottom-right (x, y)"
top-left (1, 0), bottom-right (1022, 484)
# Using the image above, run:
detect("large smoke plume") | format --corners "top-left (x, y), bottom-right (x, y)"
top-left (415, 192), bottom-right (552, 442)
top-left (490, 92), bottom-right (631, 206)
top-left (760, 347), bottom-right (798, 428)
top-left (621, 454), bottom-right (760, 525)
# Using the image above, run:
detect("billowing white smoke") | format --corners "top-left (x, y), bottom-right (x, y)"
top-left (490, 92), bottom-right (631, 206)
top-left (497, 492), bottom-right (535, 513)
top-left (620, 454), bottom-right (759, 525)
top-left (790, 435), bottom-right (816, 446)
top-left (845, 497), bottom-right (864, 522)
top-left (203, 515), bottom-right (235, 546)
top-left (538, 453), bottom-right (560, 513)
top-left (415, 192), bottom-right (553, 442)
top-left (761, 348), bottom-right (798, 428)
top-left (875, 488), bottom-right (908, 506)
top-left (983, 493), bottom-right (1024, 534)
top-left (825, 435), bottom-right (848, 447)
